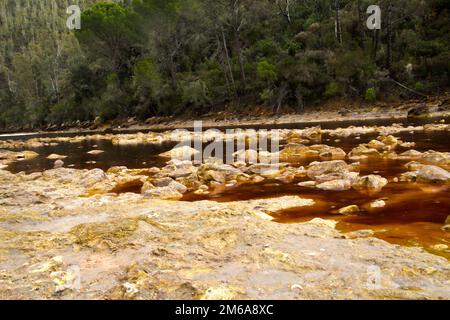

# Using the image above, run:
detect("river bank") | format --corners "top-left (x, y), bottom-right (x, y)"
top-left (1, 95), bottom-right (450, 136)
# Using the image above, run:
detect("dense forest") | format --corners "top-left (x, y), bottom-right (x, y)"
top-left (0, 0), bottom-right (449, 129)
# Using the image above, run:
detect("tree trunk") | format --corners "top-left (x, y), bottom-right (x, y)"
top-left (357, 0), bottom-right (365, 47)
top-left (386, 0), bottom-right (393, 71)
top-left (231, 0), bottom-right (246, 89)
top-left (335, 0), bottom-right (342, 44)
top-left (169, 54), bottom-right (177, 90)
top-left (220, 26), bottom-right (237, 96)
top-left (274, 82), bottom-right (288, 113)
top-left (372, 29), bottom-right (380, 60)
top-left (276, 0), bottom-right (292, 24)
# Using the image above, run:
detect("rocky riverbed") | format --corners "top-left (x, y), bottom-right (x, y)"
top-left (0, 122), bottom-right (449, 299)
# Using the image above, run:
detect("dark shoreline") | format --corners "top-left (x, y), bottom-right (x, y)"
top-left (0, 113), bottom-right (449, 140)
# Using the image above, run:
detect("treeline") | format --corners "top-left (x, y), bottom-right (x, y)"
top-left (0, 0), bottom-right (449, 128)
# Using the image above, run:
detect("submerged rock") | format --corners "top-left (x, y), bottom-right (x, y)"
top-left (159, 146), bottom-right (200, 160)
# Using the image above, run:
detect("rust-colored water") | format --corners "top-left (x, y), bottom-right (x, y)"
top-left (2, 123), bottom-right (450, 258)
top-left (183, 130), bottom-right (450, 259)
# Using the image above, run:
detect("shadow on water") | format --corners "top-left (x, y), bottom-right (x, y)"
top-left (6, 139), bottom-right (177, 173)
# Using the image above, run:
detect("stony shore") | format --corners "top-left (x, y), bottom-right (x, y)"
top-left (1, 95), bottom-right (449, 135)
top-left (0, 123), bottom-right (449, 300)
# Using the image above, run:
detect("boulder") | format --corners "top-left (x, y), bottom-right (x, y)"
top-left (416, 165), bottom-right (450, 182)
top-left (141, 181), bottom-right (155, 193)
top-left (246, 163), bottom-right (284, 177)
top-left (16, 150), bottom-right (40, 160)
top-left (316, 179), bottom-right (352, 191)
top-left (87, 150), bottom-right (104, 155)
top-left (142, 186), bottom-right (183, 200)
top-left (306, 160), bottom-right (350, 180)
top-left (81, 169), bottom-right (108, 187)
top-left (335, 205), bottom-right (360, 215)
top-left (160, 160), bottom-right (196, 179)
top-left (399, 150), bottom-right (422, 159)
top-left (152, 177), bottom-right (188, 194)
top-left (352, 175), bottom-right (388, 193)
top-left (348, 145), bottom-right (380, 159)
top-left (198, 163), bottom-right (242, 184)
top-left (297, 181), bottom-right (317, 188)
top-left (370, 200), bottom-right (386, 208)
top-left (279, 144), bottom-right (319, 162)
top-left (378, 135), bottom-right (399, 147)
top-left (53, 160), bottom-right (64, 169)
top-left (302, 127), bottom-right (322, 142)
top-left (159, 146), bottom-right (200, 160)
top-left (404, 161), bottom-right (424, 171)
top-left (314, 172), bottom-right (359, 183)
top-left (399, 171), bottom-right (419, 182)
top-left (318, 147), bottom-right (346, 160)
top-left (420, 151), bottom-right (450, 170)
top-left (47, 154), bottom-right (67, 160)
top-left (367, 140), bottom-right (386, 151)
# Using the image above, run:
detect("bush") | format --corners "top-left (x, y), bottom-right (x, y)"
top-left (414, 82), bottom-right (425, 92)
top-left (365, 88), bottom-right (377, 102)
top-left (259, 89), bottom-right (274, 103)
top-left (256, 60), bottom-right (277, 82)
top-left (181, 79), bottom-right (209, 108)
top-left (324, 82), bottom-right (339, 98)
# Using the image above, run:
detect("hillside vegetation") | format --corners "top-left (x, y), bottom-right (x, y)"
top-left (0, 0), bottom-right (449, 129)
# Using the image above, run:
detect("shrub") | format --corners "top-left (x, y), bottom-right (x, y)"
top-left (414, 82), bottom-right (425, 91)
top-left (365, 88), bottom-right (377, 102)
top-left (259, 89), bottom-right (274, 103)
top-left (324, 82), bottom-right (339, 98)
top-left (256, 60), bottom-right (277, 82)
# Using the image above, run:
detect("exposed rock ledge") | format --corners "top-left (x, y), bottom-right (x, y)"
top-left (0, 168), bottom-right (448, 300)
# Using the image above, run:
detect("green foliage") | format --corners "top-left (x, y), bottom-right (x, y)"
top-left (414, 82), bottom-right (425, 92)
top-left (0, 0), bottom-right (449, 128)
top-left (76, 3), bottom-right (142, 74)
top-left (256, 60), bottom-right (277, 82)
top-left (365, 88), bottom-right (377, 102)
top-left (133, 58), bottom-right (163, 106)
top-left (324, 82), bottom-right (339, 98)
top-left (259, 89), bottom-right (274, 103)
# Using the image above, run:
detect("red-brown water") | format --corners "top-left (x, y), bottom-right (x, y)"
top-left (1, 121), bottom-right (449, 258)
top-left (182, 130), bottom-right (450, 258)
